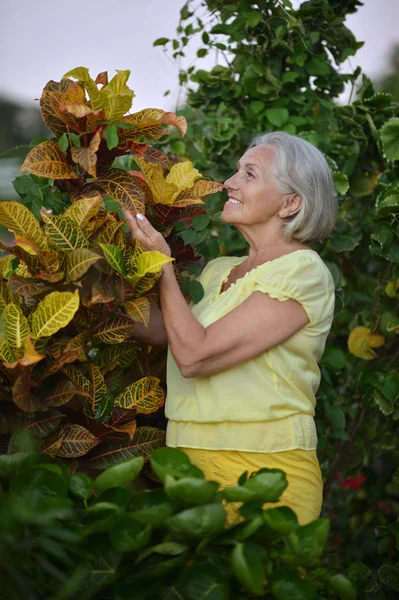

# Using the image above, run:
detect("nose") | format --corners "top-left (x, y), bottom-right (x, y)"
top-left (224, 172), bottom-right (239, 190)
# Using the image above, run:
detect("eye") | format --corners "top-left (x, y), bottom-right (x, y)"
top-left (246, 171), bottom-right (255, 178)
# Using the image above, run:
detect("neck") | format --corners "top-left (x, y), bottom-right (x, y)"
top-left (236, 220), bottom-right (287, 261)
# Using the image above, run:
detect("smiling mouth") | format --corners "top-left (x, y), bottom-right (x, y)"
top-left (227, 198), bottom-right (243, 205)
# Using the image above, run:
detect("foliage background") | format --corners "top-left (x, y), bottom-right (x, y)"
top-left (152, 0), bottom-right (399, 596)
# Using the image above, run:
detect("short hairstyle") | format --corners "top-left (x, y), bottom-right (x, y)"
top-left (249, 132), bottom-right (337, 242)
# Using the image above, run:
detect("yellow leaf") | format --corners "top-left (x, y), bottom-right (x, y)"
top-left (40, 79), bottom-right (71, 138)
top-left (99, 243), bottom-right (127, 276)
top-left (0, 342), bottom-right (23, 367)
top-left (123, 297), bottom-right (151, 330)
top-left (0, 279), bottom-right (12, 311)
top-left (30, 290), bottom-right (80, 339)
top-left (0, 202), bottom-right (49, 250)
top-left (385, 279), bottom-right (399, 298)
top-left (348, 326), bottom-right (385, 360)
top-left (114, 376), bottom-right (165, 414)
top-left (66, 248), bottom-right (101, 282)
top-left (166, 161), bottom-right (202, 192)
top-left (19, 336), bottom-right (46, 366)
top-left (127, 251), bottom-right (174, 285)
top-left (137, 159), bottom-right (177, 205)
top-left (99, 69), bottom-right (135, 121)
top-left (172, 179), bottom-right (223, 207)
top-left (21, 140), bottom-right (79, 179)
top-left (62, 364), bottom-right (92, 395)
top-left (109, 419), bottom-right (137, 440)
top-left (1, 303), bottom-right (29, 348)
top-left (71, 131), bottom-right (102, 178)
top-left (63, 194), bottom-right (102, 228)
top-left (63, 66), bottom-right (103, 111)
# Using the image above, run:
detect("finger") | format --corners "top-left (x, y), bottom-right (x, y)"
top-left (122, 207), bottom-right (140, 234)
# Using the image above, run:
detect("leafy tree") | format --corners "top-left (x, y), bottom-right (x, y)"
top-left (154, 0), bottom-right (399, 595)
top-left (377, 44), bottom-right (399, 101)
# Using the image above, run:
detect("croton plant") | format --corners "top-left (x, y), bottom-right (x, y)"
top-left (0, 67), bottom-right (222, 469)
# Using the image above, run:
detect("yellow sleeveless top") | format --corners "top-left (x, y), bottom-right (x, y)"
top-left (165, 249), bottom-right (335, 453)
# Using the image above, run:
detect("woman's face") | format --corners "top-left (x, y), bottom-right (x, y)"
top-left (221, 145), bottom-right (288, 227)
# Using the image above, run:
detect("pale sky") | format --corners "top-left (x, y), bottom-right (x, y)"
top-left (1, 0), bottom-right (398, 111)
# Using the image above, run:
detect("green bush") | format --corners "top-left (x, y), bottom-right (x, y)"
top-left (0, 448), bottom-right (355, 599)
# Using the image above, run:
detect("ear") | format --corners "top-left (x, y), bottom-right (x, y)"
top-left (279, 193), bottom-right (302, 218)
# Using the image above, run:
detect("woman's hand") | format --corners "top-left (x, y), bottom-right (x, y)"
top-left (122, 209), bottom-right (171, 257)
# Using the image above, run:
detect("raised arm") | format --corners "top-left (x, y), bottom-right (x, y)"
top-left (122, 210), bottom-right (309, 377)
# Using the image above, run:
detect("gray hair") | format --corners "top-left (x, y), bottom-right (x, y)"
top-left (249, 132), bottom-right (337, 242)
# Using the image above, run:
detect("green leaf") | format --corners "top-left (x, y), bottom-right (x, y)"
top-left (95, 456), bottom-right (144, 492)
top-left (265, 108), bottom-right (289, 127)
top-left (13, 175), bottom-right (36, 197)
top-left (245, 10), bottom-right (262, 27)
top-left (192, 213), bottom-right (210, 231)
top-left (0, 453), bottom-right (32, 478)
top-left (104, 125), bottom-right (119, 150)
top-left (179, 564), bottom-right (230, 600)
top-left (69, 132), bottom-right (81, 147)
top-left (69, 472), bottom-right (94, 500)
top-left (59, 133), bottom-right (69, 152)
top-left (110, 515), bottom-right (151, 552)
top-left (327, 574), bottom-right (356, 600)
top-left (181, 228), bottom-right (197, 245)
top-left (321, 347), bottom-right (346, 370)
top-left (263, 506), bottom-right (299, 534)
top-left (243, 468), bottom-right (287, 502)
top-left (332, 171), bottom-right (349, 195)
top-left (325, 405), bottom-right (346, 431)
top-left (153, 37), bottom-right (169, 46)
top-left (11, 465), bottom-right (68, 497)
top-left (165, 503), bottom-right (226, 540)
top-left (129, 489), bottom-right (175, 526)
top-left (164, 476), bottom-right (219, 506)
top-left (287, 518), bottom-right (329, 562)
top-left (197, 48), bottom-right (208, 58)
top-left (150, 447), bottom-right (204, 483)
top-left (373, 389), bottom-right (394, 416)
top-left (189, 279), bottom-right (204, 303)
top-left (30, 136), bottom-right (48, 148)
top-left (270, 568), bottom-right (316, 600)
top-left (380, 117), bottom-right (399, 161)
top-left (231, 541), bottom-right (266, 596)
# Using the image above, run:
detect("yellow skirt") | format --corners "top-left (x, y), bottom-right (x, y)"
top-left (179, 447), bottom-right (323, 526)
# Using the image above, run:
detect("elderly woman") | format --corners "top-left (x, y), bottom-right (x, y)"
top-left (122, 131), bottom-right (336, 525)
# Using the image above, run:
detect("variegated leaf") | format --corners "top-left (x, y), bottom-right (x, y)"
top-left (93, 221), bottom-right (123, 245)
top-left (1, 303), bottom-right (29, 348)
top-left (172, 180), bottom-right (223, 207)
top-left (66, 248), bottom-right (101, 282)
top-left (91, 280), bottom-right (115, 304)
top-left (13, 372), bottom-right (43, 412)
top-left (97, 170), bottom-right (146, 213)
top-left (65, 332), bottom-right (88, 361)
top-left (97, 341), bottom-right (138, 375)
top-left (21, 140), bottom-right (79, 179)
top-left (44, 379), bottom-right (83, 407)
top-left (24, 409), bottom-right (65, 437)
top-left (56, 423), bottom-right (100, 458)
top-left (30, 290), bottom-right (80, 339)
top-left (87, 426), bottom-right (166, 469)
top-left (71, 131), bottom-right (102, 178)
top-left (93, 317), bottom-right (135, 344)
top-left (63, 194), bottom-right (102, 229)
top-left (40, 79), bottom-right (71, 138)
top-left (0, 202), bottom-right (49, 250)
top-left (41, 211), bottom-right (89, 251)
top-left (63, 67), bottom-right (103, 111)
top-left (108, 419), bottom-right (137, 441)
top-left (8, 274), bottom-right (51, 297)
top-left (0, 255), bottom-right (14, 278)
top-left (123, 297), bottom-right (151, 329)
top-left (99, 243), bottom-right (127, 276)
top-left (41, 433), bottom-right (64, 457)
top-left (0, 342), bottom-right (23, 367)
top-left (114, 376), bottom-right (165, 414)
top-left (86, 364), bottom-right (114, 421)
top-left (62, 364), bottom-right (92, 394)
top-left (0, 279), bottom-right (12, 310)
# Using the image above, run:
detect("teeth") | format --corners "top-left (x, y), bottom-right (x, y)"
top-left (228, 198), bottom-right (242, 204)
